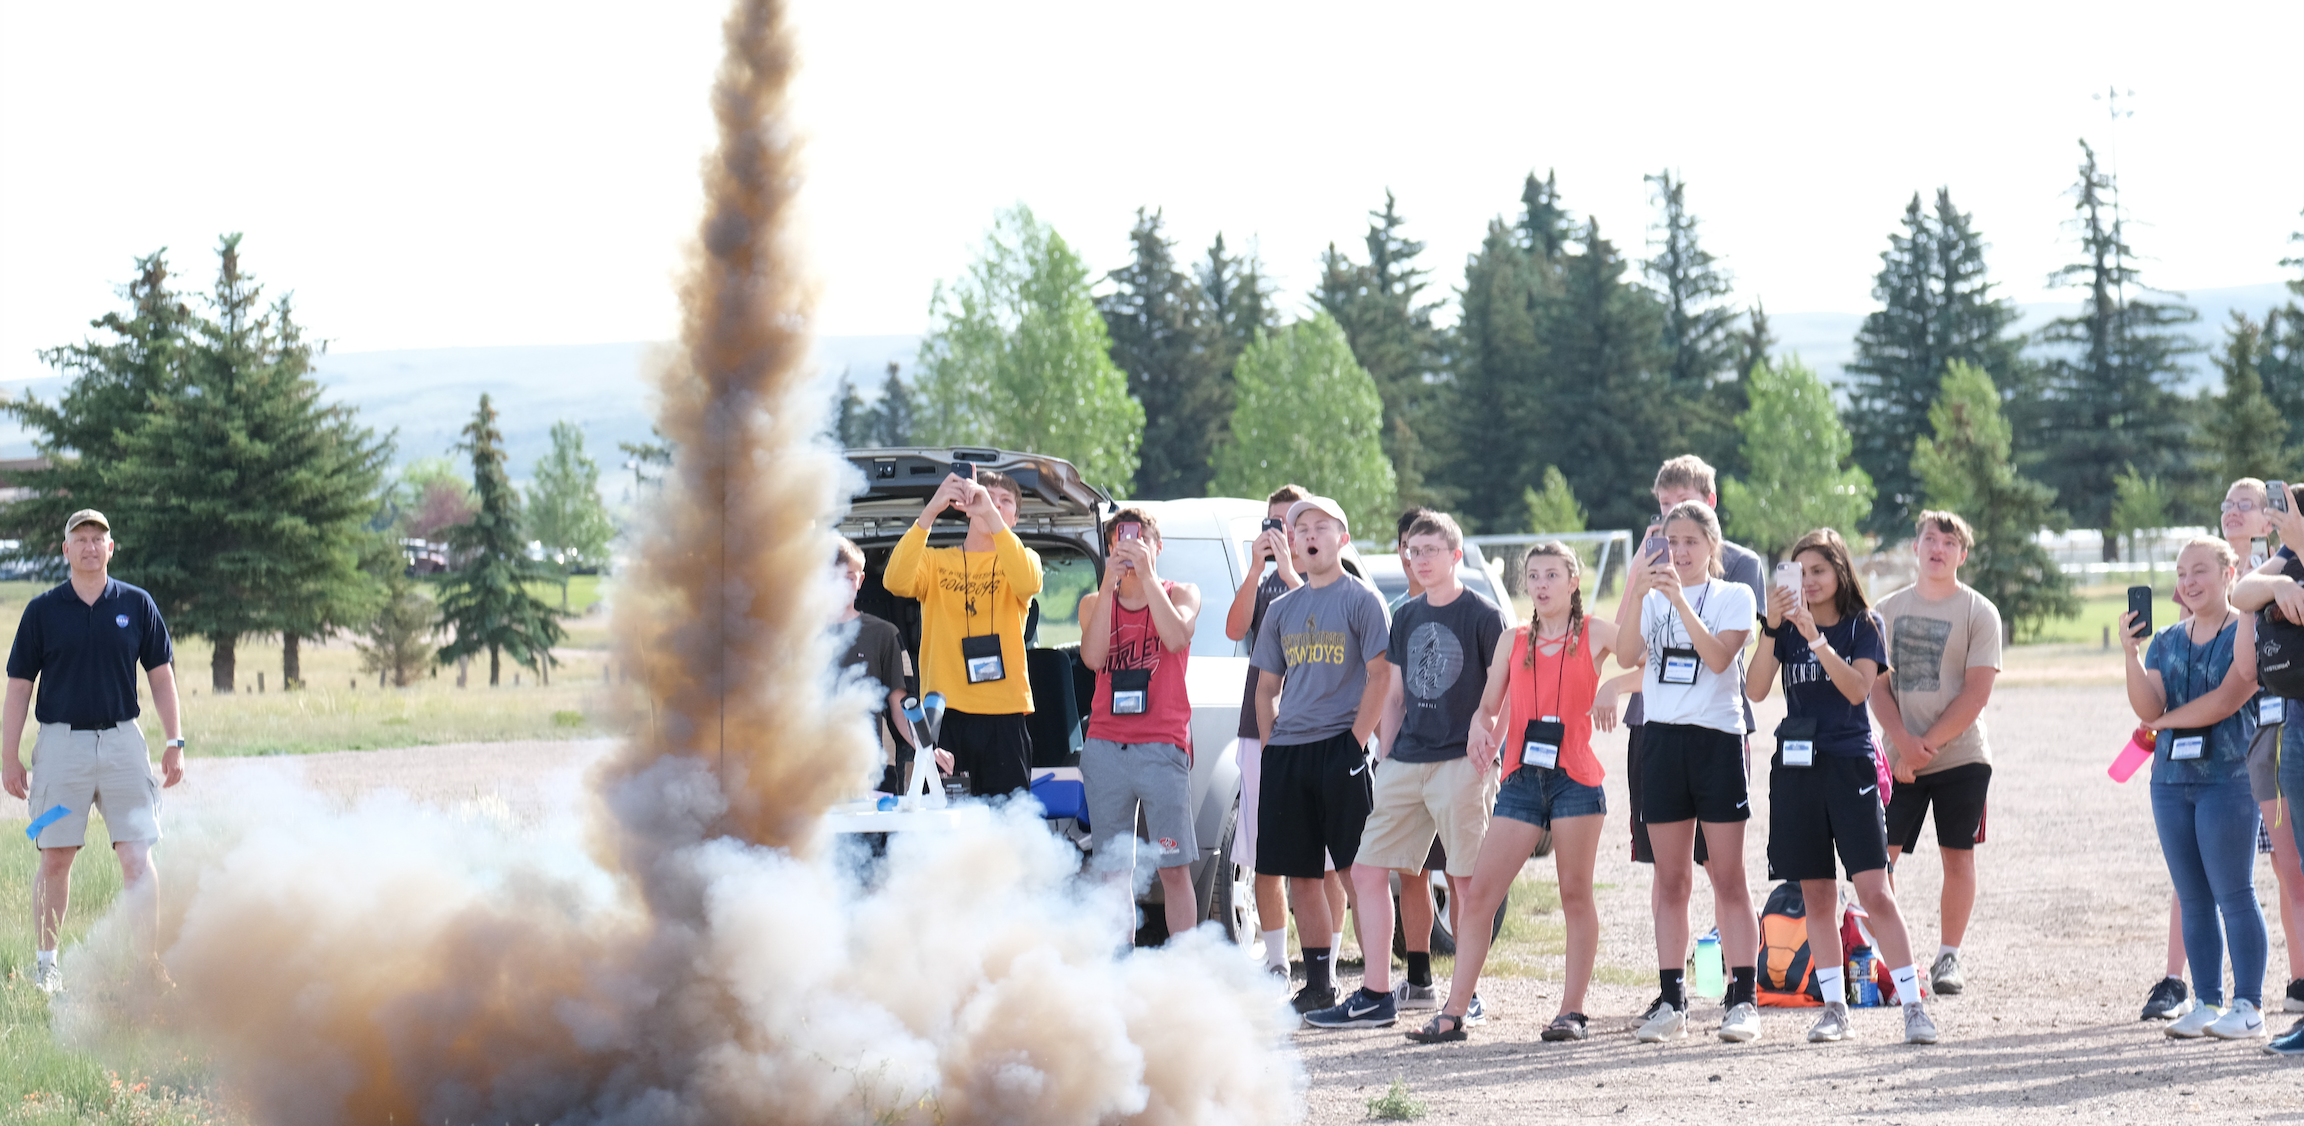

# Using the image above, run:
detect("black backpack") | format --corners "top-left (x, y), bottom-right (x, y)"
top-left (2260, 608), bottom-right (2304, 699)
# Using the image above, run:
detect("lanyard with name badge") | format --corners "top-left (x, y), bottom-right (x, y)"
top-left (2263, 696), bottom-right (2286, 726)
top-left (2164, 614), bottom-right (2227, 763)
top-left (1777, 715), bottom-right (1819, 768)
top-left (1658, 582), bottom-right (1710, 685)
top-left (960, 549), bottom-right (1007, 684)
top-left (1522, 625), bottom-right (1571, 770)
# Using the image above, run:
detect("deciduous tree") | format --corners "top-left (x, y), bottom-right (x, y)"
top-left (1720, 358), bottom-right (1874, 561)
top-left (1913, 361), bottom-right (2077, 640)
top-left (527, 420), bottom-right (615, 610)
top-left (1209, 314), bottom-right (1396, 532)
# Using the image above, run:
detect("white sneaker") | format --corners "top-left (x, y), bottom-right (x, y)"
top-left (1392, 980), bottom-right (1441, 1011)
top-left (31, 962), bottom-right (61, 996)
top-left (1719, 1001), bottom-right (1762, 1043)
top-left (2207, 999), bottom-right (2266, 1039)
top-left (1635, 997), bottom-right (1687, 1042)
top-left (1904, 1002), bottom-right (1940, 1044)
top-left (2166, 1003), bottom-right (2223, 1039)
top-left (1807, 1002), bottom-right (1850, 1043)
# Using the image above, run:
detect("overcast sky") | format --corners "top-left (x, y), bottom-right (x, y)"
top-left (3, 0), bottom-right (2299, 383)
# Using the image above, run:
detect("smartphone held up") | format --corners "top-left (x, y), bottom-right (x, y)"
top-left (2127, 584), bottom-right (2154, 640)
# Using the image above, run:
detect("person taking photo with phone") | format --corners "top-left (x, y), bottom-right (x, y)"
top-left (1613, 499), bottom-right (1761, 1043)
top-left (2233, 479), bottom-right (2304, 1054)
top-left (883, 468), bottom-right (1044, 797)
top-left (1746, 528), bottom-right (1938, 1045)
top-left (1078, 508), bottom-right (1202, 942)
top-left (2122, 537), bottom-right (2267, 1040)
top-left (1407, 542), bottom-right (1618, 1044)
top-left (1869, 511), bottom-right (2001, 998)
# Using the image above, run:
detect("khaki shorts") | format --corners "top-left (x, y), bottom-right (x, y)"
top-left (1355, 755), bottom-right (1494, 877)
top-left (27, 722), bottom-right (161, 848)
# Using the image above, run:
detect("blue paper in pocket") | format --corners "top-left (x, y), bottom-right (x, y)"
top-left (25, 804), bottom-right (70, 842)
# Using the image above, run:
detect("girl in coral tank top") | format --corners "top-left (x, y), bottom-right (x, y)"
top-left (1406, 542), bottom-right (1618, 1044)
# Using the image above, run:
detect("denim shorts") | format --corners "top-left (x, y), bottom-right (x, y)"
top-left (1492, 765), bottom-right (1606, 829)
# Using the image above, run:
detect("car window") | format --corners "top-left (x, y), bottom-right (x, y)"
top-left (1037, 538), bottom-right (1240, 657)
top-left (1031, 549), bottom-right (1099, 648)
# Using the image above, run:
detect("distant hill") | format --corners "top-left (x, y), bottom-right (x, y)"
top-left (0, 283), bottom-right (2287, 477)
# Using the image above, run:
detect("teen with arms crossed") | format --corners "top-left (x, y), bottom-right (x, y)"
top-left (2123, 538), bottom-right (2267, 1040)
top-left (1614, 500), bottom-right (1761, 1044)
top-left (1869, 511), bottom-right (2000, 998)
top-left (1746, 529), bottom-right (1938, 1045)
top-left (1407, 542), bottom-right (1616, 1044)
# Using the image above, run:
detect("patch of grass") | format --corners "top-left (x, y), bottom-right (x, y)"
top-left (1364, 1078), bottom-right (1426, 1121)
top-left (0, 821), bottom-right (234, 1123)
top-left (552, 710), bottom-right (586, 728)
top-left (1469, 874), bottom-right (1566, 979)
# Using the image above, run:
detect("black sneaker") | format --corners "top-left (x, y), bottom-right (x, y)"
top-left (1302, 986), bottom-right (1398, 1029)
top-left (1290, 984), bottom-right (1338, 1014)
top-left (2285, 977), bottom-right (2304, 1014)
top-left (2141, 976), bottom-right (2190, 1021)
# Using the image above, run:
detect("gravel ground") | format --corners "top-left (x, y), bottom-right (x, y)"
top-left (1292, 685), bottom-right (2304, 1123)
top-left (159, 689), bottom-right (2304, 1123)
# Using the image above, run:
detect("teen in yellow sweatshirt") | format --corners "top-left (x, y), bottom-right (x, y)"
top-left (882, 469), bottom-right (1044, 794)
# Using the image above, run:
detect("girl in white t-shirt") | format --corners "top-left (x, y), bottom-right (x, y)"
top-left (1611, 499), bottom-right (1759, 1044)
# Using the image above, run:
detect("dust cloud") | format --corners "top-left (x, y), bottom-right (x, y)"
top-left (47, 0), bottom-right (1301, 1121)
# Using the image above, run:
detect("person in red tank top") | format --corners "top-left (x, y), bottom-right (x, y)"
top-left (1079, 507), bottom-right (1203, 943)
top-left (1407, 542), bottom-right (1619, 1044)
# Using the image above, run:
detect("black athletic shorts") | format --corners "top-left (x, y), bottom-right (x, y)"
top-left (1256, 730), bottom-right (1375, 879)
top-left (941, 709), bottom-right (1035, 797)
top-left (1640, 722), bottom-right (1749, 825)
top-left (1767, 753), bottom-right (1890, 881)
top-left (1884, 761), bottom-right (1991, 851)
top-left (1628, 723), bottom-right (1710, 866)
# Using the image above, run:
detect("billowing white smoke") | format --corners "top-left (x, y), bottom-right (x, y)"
top-left (46, 0), bottom-right (1304, 1120)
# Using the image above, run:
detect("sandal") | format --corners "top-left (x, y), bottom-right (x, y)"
top-left (1404, 1013), bottom-right (1468, 1043)
top-left (1540, 1012), bottom-right (1589, 1041)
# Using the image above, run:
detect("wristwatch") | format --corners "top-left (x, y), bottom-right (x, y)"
top-left (1759, 620), bottom-right (1781, 638)
top-left (165, 738), bottom-right (186, 750)
top-left (1806, 633), bottom-right (1831, 652)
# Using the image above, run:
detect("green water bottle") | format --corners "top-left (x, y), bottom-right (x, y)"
top-left (1693, 928), bottom-right (1725, 999)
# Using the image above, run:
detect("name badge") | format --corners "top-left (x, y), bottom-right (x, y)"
top-left (1109, 667), bottom-right (1151, 715)
top-left (1776, 716), bottom-right (1818, 768)
top-left (1522, 717), bottom-right (1565, 771)
top-left (2168, 734), bottom-right (2205, 761)
top-left (1660, 646), bottom-right (1700, 685)
top-left (2264, 697), bottom-right (2286, 726)
top-left (961, 634), bottom-right (1006, 684)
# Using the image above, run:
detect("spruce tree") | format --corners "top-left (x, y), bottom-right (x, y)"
top-left (1315, 192), bottom-right (1445, 509)
top-left (1912, 361), bottom-right (2078, 641)
top-left (2031, 141), bottom-right (2197, 549)
top-left (2203, 313), bottom-right (2289, 488)
top-left (835, 372), bottom-right (872, 446)
top-left (1449, 216), bottom-right (1550, 531)
top-left (1519, 171), bottom-right (1575, 263)
top-left (1538, 219), bottom-right (1673, 532)
top-left (357, 571), bottom-right (437, 687)
top-left (1098, 209), bottom-right (1224, 498)
top-left (3, 251), bottom-right (194, 567)
top-left (873, 362), bottom-right (913, 445)
top-left (1734, 302), bottom-right (1775, 379)
top-left (435, 393), bottom-right (564, 686)
top-left (1642, 171), bottom-right (1741, 475)
top-left (1845, 189), bottom-right (2023, 538)
top-left (2261, 217), bottom-right (2304, 433)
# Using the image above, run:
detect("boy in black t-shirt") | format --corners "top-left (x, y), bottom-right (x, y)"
top-left (835, 538), bottom-right (923, 792)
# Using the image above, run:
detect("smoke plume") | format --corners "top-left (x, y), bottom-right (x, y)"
top-left (51, 1), bottom-right (1300, 1122)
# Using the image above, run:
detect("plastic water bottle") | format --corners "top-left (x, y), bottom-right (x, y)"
top-left (2109, 725), bottom-right (2156, 783)
top-left (1694, 929), bottom-right (1725, 1000)
top-left (1850, 945), bottom-right (1880, 1006)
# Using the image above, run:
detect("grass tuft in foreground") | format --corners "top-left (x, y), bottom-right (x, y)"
top-left (1365, 1077), bottom-right (1427, 1121)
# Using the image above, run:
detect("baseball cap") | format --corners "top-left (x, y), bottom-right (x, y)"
top-left (64, 509), bottom-right (110, 537)
top-left (1286, 496), bottom-right (1350, 535)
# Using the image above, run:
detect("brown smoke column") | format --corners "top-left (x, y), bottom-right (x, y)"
top-left (61, 0), bottom-right (1300, 1120)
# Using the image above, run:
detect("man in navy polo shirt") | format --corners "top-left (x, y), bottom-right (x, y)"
top-left (1, 509), bottom-right (185, 994)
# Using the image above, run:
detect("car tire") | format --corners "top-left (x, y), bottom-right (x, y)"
top-left (1205, 801), bottom-right (1255, 945)
top-left (1393, 879), bottom-right (1509, 959)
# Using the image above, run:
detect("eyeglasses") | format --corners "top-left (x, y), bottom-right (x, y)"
top-left (2221, 500), bottom-right (2261, 514)
top-left (1403, 547), bottom-right (1454, 560)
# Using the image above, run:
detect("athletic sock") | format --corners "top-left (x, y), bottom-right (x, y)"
top-left (1406, 952), bottom-right (1432, 987)
top-left (1891, 964), bottom-right (1923, 1006)
top-left (1304, 947), bottom-right (1334, 994)
top-left (1659, 968), bottom-right (1687, 1011)
top-left (1330, 931), bottom-right (1344, 957)
top-left (35, 950), bottom-right (54, 969)
top-left (1815, 966), bottom-right (1846, 1005)
top-left (1937, 943), bottom-right (1958, 960)
top-left (1261, 928), bottom-right (1288, 970)
top-left (1727, 966), bottom-right (1757, 1008)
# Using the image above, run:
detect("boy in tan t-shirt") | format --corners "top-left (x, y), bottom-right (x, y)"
top-left (1870, 511), bottom-right (2002, 999)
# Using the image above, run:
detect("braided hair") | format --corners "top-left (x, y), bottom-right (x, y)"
top-left (1521, 541), bottom-right (1586, 665)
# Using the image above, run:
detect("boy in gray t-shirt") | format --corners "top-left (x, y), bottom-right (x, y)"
top-left (1250, 497), bottom-right (1391, 1015)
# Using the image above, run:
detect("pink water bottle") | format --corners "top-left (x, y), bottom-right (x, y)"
top-left (2109, 725), bottom-right (2156, 783)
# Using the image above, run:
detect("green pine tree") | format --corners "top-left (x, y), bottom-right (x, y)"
top-left (1315, 192), bottom-right (1445, 510)
top-left (1719, 358), bottom-right (1875, 560)
top-left (527, 420), bottom-right (616, 610)
top-left (436, 393), bottom-right (564, 686)
top-left (2030, 141), bottom-right (2198, 552)
top-left (3, 250), bottom-right (196, 568)
top-left (1642, 171), bottom-right (1742, 476)
top-left (1098, 209), bottom-right (1224, 498)
top-left (1846, 189), bottom-right (2025, 539)
top-left (357, 570), bottom-right (437, 687)
top-left (1449, 216), bottom-right (1552, 531)
top-left (1734, 301), bottom-right (1775, 380)
top-left (1538, 219), bottom-right (1674, 532)
top-left (2261, 215), bottom-right (2304, 438)
top-left (1209, 314), bottom-right (1396, 532)
top-left (873, 361), bottom-right (913, 446)
top-left (1197, 233), bottom-right (1276, 450)
top-left (911, 206), bottom-right (1144, 493)
top-left (1912, 361), bottom-right (2078, 641)
top-left (835, 372), bottom-right (873, 446)
top-left (1521, 466), bottom-right (1587, 534)
top-left (2203, 313), bottom-right (2290, 489)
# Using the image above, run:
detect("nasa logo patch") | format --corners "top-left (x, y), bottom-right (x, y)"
top-left (114, 615), bottom-right (129, 628)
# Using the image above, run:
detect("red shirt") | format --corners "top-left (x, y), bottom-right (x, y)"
top-left (1088, 581), bottom-right (1193, 752)
top-left (1503, 621), bottom-right (1602, 787)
